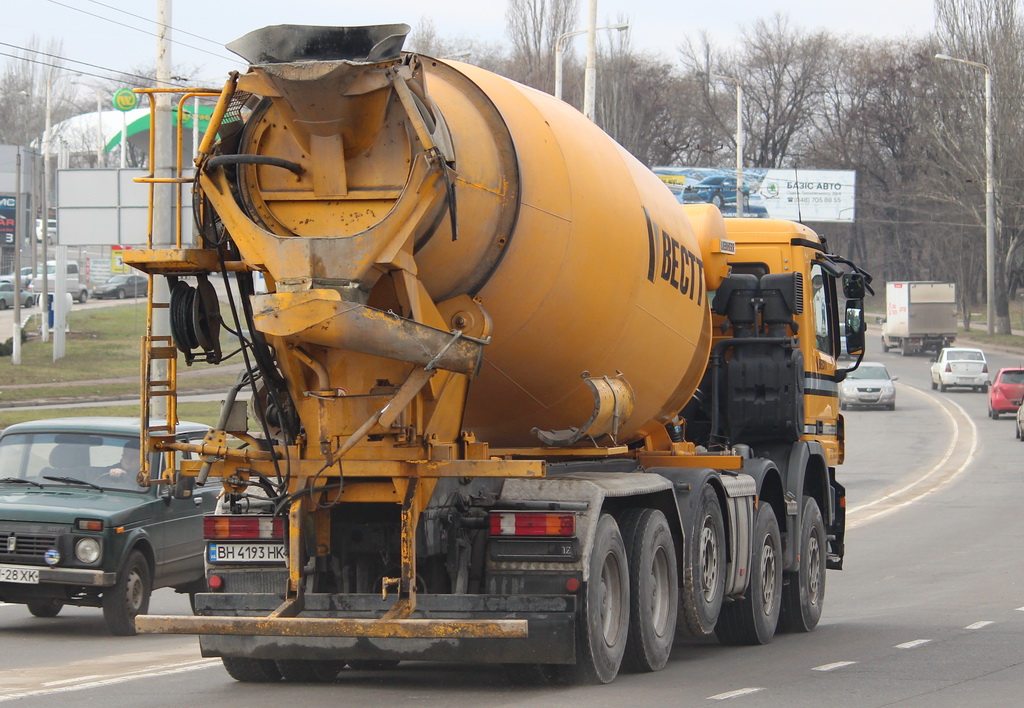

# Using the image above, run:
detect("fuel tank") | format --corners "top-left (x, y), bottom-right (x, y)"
top-left (221, 25), bottom-right (731, 447)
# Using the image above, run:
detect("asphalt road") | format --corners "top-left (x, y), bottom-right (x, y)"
top-left (1, 340), bottom-right (1022, 706)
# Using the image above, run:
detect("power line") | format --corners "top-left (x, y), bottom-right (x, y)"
top-left (0, 40), bottom-right (160, 86)
top-left (46, 0), bottom-right (237, 63)
top-left (84, 0), bottom-right (226, 50)
top-left (0, 49), bottom-right (156, 87)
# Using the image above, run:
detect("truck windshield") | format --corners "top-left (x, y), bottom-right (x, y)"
top-left (0, 433), bottom-right (150, 491)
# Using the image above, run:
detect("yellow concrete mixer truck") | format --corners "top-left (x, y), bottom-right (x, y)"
top-left (124, 24), bottom-right (871, 685)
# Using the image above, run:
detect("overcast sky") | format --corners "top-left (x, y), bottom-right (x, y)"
top-left (10, 0), bottom-right (937, 88)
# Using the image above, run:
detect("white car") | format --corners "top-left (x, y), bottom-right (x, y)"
top-left (930, 347), bottom-right (989, 393)
top-left (840, 362), bottom-right (897, 410)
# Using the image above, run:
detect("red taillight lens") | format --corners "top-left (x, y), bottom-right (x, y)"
top-left (982, 364), bottom-right (988, 373)
top-left (489, 512), bottom-right (576, 536)
top-left (945, 363), bottom-right (952, 373)
top-left (203, 515), bottom-right (284, 540)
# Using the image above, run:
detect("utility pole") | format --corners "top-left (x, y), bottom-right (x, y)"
top-left (152, 0), bottom-right (174, 417)
top-left (582, 0), bottom-right (597, 121)
top-left (40, 76), bottom-right (51, 343)
top-left (13, 150), bottom-right (22, 365)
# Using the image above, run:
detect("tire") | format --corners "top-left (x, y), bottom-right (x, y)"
top-left (678, 485), bottom-right (726, 637)
top-left (715, 502), bottom-right (782, 646)
top-left (78, 290), bottom-right (88, 304)
top-left (938, 382), bottom-right (946, 392)
top-left (27, 601), bottom-right (63, 618)
top-left (222, 657), bottom-right (282, 682)
top-left (102, 550), bottom-right (151, 636)
top-left (887, 403), bottom-right (895, 411)
top-left (711, 194), bottom-right (725, 209)
top-left (619, 509), bottom-right (678, 673)
top-left (840, 401), bottom-right (847, 411)
top-left (554, 513), bottom-right (629, 685)
top-left (900, 347), bottom-right (909, 357)
top-left (116, 288), bottom-right (126, 300)
top-left (990, 408), bottom-right (999, 420)
top-left (275, 659), bottom-right (344, 682)
top-left (780, 497), bottom-right (827, 633)
top-left (0, 298), bottom-right (7, 310)
top-left (931, 379), bottom-right (937, 390)
top-left (880, 337), bottom-right (890, 353)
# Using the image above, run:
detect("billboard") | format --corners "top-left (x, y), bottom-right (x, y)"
top-left (0, 195), bottom-right (15, 245)
top-left (652, 167), bottom-right (856, 223)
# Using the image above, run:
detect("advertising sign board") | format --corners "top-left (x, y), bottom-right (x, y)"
top-left (653, 167), bottom-right (856, 222)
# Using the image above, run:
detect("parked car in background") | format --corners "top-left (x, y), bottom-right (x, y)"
top-left (988, 367), bottom-right (1024, 419)
top-left (93, 273), bottom-right (148, 300)
top-left (32, 260), bottom-right (89, 303)
top-left (0, 281), bottom-right (36, 309)
top-left (930, 347), bottom-right (990, 392)
top-left (0, 418), bottom-right (214, 635)
top-left (0, 267), bottom-right (35, 286)
top-left (840, 361), bottom-right (897, 410)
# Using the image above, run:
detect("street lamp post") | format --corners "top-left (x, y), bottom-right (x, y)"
top-left (935, 53), bottom-right (996, 335)
top-left (713, 74), bottom-right (744, 218)
top-left (554, 22), bottom-right (629, 104)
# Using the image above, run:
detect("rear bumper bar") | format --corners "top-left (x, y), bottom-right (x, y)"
top-left (138, 592), bottom-right (577, 665)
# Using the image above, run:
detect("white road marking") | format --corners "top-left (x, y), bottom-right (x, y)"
top-left (965, 621), bottom-right (994, 630)
top-left (895, 639), bottom-right (932, 649)
top-left (708, 688), bottom-right (764, 700)
top-left (0, 659), bottom-right (219, 702)
top-left (813, 661), bottom-right (858, 671)
top-left (1017, 606), bottom-right (1024, 612)
top-left (848, 385), bottom-right (977, 528)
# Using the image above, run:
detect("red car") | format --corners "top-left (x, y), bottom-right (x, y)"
top-left (988, 368), bottom-right (1024, 419)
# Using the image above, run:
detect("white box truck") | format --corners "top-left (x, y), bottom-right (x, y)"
top-left (880, 281), bottom-right (957, 356)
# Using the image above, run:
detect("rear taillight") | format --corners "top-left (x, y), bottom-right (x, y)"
top-left (982, 364), bottom-right (988, 374)
top-left (945, 363), bottom-right (952, 373)
top-left (490, 512), bottom-right (576, 537)
top-left (203, 515), bottom-right (283, 540)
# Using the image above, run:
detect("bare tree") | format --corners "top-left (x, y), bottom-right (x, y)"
top-left (504, 0), bottom-right (579, 90)
top-left (932, 0), bottom-right (1024, 333)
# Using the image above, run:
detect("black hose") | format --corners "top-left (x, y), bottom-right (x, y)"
top-left (205, 154), bottom-right (304, 176)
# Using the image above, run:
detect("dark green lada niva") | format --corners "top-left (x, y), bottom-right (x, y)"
top-left (0, 417), bottom-right (214, 635)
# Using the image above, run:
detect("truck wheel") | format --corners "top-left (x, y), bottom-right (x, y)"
top-left (275, 659), bottom-right (344, 682)
top-left (27, 601), bottom-right (63, 618)
top-left (678, 485), bottom-right (726, 637)
top-left (880, 337), bottom-right (890, 353)
top-left (102, 550), bottom-right (151, 636)
top-left (619, 508), bottom-right (678, 673)
top-left (222, 657), bottom-right (282, 682)
top-left (715, 502), bottom-right (782, 646)
top-left (780, 497), bottom-right (827, 633)
top-left (556, 513), bottom-right (629, 685)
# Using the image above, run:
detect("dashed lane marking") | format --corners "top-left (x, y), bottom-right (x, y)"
top-left (965, 621), bottom-right (994, 630)
top-left (708, 688), bottom-right (764, 700)
top-left (895, 639), bottom-right (932, 649)
top-left (813, 661), bottom-right (858, 671)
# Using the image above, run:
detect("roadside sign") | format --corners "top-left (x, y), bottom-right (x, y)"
top-left (113, 89), bottom-right (138, 112)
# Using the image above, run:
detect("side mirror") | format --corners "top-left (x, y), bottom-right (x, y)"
top-left (891, 376), bottom-right (899, 382)
top-left (173, 471), bottom-right (196, 500)
top-left (844, 299), bottom-right (865, 356)
top-left (843, 273), bottom-right (867, 299)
